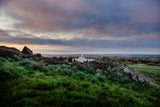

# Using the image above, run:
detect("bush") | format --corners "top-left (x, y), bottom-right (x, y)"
top-left (0, 67), bottom-right (16, 81)
top-left (41, 66), bottom-right (50, 73)
top-left (19, 59), bottom-right (35, 69)
top-left (0, 57), bottom-right (6, 62)
top-left (102, 67), bottom-right (129, 82)
top-left (96, 69), bottom-right (102, 74)
top-left (95, 73), bottom-right (106, 81)
top-left (0, 60), bottom-right (4, 66)
top-left (48, 65), bottom-right (56, 71)
top-left (8, 58), bottom-right (15, 62)
top-left (13, 56), bottom-right (20, 61)
top-left (68, 57), bottom-right (73, 62)
top-left (19, 59), bottom-right (50, 72)
top-left (33, 62), bottom-right (50, 72)
top-left (86, 68), bottom-right (95, 75)
top-left (0, 61), bottom-right (3, 66)
top-left (90, 77), bottom-right (98, 83)
top-left (106, 71), bottom-right (129, 82)
top-left (76, 64), bottom-right (87, 71)
top-left (48, 79), bottom-right (62, 88)
top-left (107, 67), bottom-right (118, 73)
top-left (0, 57), bottom-right (6, 66)
top-left (71, 66), bottom-right (78, 72)
top-left (58, 68), bottom-right (73, 76)
top-left (74, 71), bottom-right (87, 79)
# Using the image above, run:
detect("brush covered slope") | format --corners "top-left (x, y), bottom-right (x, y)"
top-left (0, 56), bottom-right (160, 107)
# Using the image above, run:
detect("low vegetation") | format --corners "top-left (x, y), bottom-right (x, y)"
top-left (128, 64), bottom-right (160, 85)
top-left (0, 57), bottom-right (160, 107)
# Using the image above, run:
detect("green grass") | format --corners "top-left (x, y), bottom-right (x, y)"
top-left (128, 64), bottom-right (160, 73)
top-left (0, 59), bottom-right (160, 107)
top-left (128, 64), bottom-right (160, 85)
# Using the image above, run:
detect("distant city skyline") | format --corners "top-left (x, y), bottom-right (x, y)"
top-left (0, 0), bottom-right (160, 54)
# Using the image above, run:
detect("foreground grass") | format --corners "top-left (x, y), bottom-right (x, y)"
top-left (128, 64), bottom-right (160, 85)
top-left (0, 58), bottom-right (160, 107)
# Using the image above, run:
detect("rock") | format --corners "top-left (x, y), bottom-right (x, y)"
top-left (33, 53), bottom-right (41, 57)
top-left (117, 64), bottom-right (158, 86)
top-left (72, 61), bottom-right (158, 86)
top-left (0, 46), bottom-right (22, 58)
top-left (75, 62), bottom-right (109, 71)
top-left (22, 46), bottom-right (33, 55)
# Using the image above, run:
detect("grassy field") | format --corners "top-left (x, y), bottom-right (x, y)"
top-left (128, 64), bottom-right (160, 85)
top-left (0, 58), bottom-right (160, 107)
top-left (128, 64), bottom-right (160, 72)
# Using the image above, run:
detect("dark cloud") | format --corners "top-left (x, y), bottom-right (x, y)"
top-left (0, 0), bottom-right (6, 5)
top-left (1, 0), bottom-right (159, 34)
top-left (0, 30), bottom-right (10, 38)
top-left (0, 29), bottom-right (66, 45)
top-left (1, 29), bottom-right (160, 50)
top-left (0, 0), bottom-right (160, 53)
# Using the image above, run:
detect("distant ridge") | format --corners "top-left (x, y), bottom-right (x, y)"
top-left (43, 54), bottom-right (160, 57)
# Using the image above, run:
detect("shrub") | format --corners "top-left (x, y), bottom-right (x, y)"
top-left (8, 58), bottom-right (15, 62)
top-left (27, 70), bottom-right (35, 75)
top-left (62, 79), bottom-right (72, 87)
top-left (96, 69), bottom-right (102, 74)
top-left (48, 65), bottom-right (56, 71)
top-left (41, 66), bottom-right (50, 73)
top-left (0, 57), bottom-right (6, 62)
top-left (33, 57), bottom-right (40, 62)
top-left (95, 73), bottom-right (106, 81)
top-left (106, 71), bottom-right (129, 82)
top-left (32, 62), bottom-right (50, 72)
top-left (7, 67), bottom-right (14, 73)
top-left (74, 71), bottom-right (87, 79)
top-left (90, 77), bottom-right (98, 83)
top-left (71, 66), bottom-right (78, 72)
top-left (0, 61), bottom-right (3, 66)
top-left (13, 55), bottom-right (20, 61)
top-left (107, 67), bottom-right (118, 73)
top-left (19, 59), bottom-right (50, 72)
top-left (58, 68), bottom-right (73, 76)
top-left (68, 57), bottom-right (73, 62)
top-left (76, 64), bottom-right (87, 71)
top-left (102, 67), bottom-right (129, 82)
top-left (48, 79), bottom-right (62, 88)
top-left (86, 68), bottom-right (95, 75)
top-left (0, 67), bottom-right (16, 81)
top-left (19, 59), bottom-right (35, 69)
top-left (151, 87), bottom-right (160, 97)
top-left (45, 71), bottom-right (56, 76)
top-left (0, 57), bottom-right (6, 66)
top-left (0, 59), bottom-right (4, 66)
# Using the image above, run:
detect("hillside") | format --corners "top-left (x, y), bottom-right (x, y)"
top-left (0, 46), bottom-right (160, 107)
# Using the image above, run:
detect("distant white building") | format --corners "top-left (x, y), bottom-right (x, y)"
top-left (74, 54), bottom-right (95, 63)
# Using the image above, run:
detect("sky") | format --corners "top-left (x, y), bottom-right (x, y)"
top-left (0, 0), bottom-right (160, 54)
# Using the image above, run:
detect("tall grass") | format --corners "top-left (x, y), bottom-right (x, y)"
top-left (0, 58), bottom-right (160, 106)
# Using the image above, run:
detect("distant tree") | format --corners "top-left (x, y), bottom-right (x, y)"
top-left (124, 58), bottom-right (128, 62)
top-left (58, 57), bottom-right (64, 61)
top-left (68, 57), bottom-right (72, 62)
top-left (52, 57), bottom-right (58, 60)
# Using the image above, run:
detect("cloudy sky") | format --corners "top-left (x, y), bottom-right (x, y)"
top-left (0, 0), bottom-right (160, 54)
